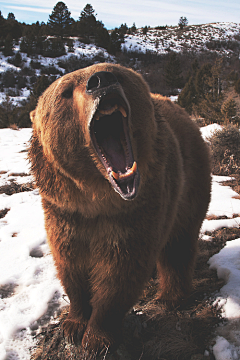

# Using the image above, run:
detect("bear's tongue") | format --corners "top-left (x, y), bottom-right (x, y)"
top-left (93, 111), bottom-right (128, 174)
top-left (100, 135), bottom-right (126, 173)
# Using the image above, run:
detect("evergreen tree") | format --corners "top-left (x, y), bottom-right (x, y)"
top-left (5, 12), bottom-right (22, 40)
top-left (178, 58), bottom-right (225, 123)
top-left (142, 26), bottom-right (148, 35)
top-left (108, 28), bottom-right (125, 55)
top-left (42, 37), bottom-right (66, 57)
top-left (164, 52), bottom-right (183, 91)
top-left (3, 34), bottom-right (14, 56)
top-left (129, 23), bottom-right (137, 34)
top-left (178, 16), bottom-right (188, 30)
top-left (7, 13), bottom-right (15, 20)
top-left (95, 23), bottom-right (110, 49)
top-left (235, 79), bottom-right (240, 94)
top-left (48, 2), bottom-right (74, 38)
top-left (178, 76), bottom-right (196, 113)
top-left (78, 4), bottom-right (110, 49)
top-left (0, 12), bottom-right (5, 51)
top-left (66, 38), bottom-right (74, 53)
top-left (195, 63), bottom-right (212, 99)
top-left (194, 61), bottom-right (224, 123)
top-left (221, 98), bottom-right (237, 124)
top-left (80, 3), bottom-right (95, 17)
top-left (119, 23), bottom-right (128, 35)
top-left (8, 52), bottom-right (22, 67)
top-left (78, 4), bottom-right (98, 40)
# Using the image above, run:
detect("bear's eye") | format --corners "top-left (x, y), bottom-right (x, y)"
top-left (62, 86), bottom-right (73, 99)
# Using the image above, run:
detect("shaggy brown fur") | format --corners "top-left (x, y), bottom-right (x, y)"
top-left (29, 64), bottom-right (211, 355)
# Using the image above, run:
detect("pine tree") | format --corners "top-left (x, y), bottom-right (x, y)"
top-left (3, 34), bottom-right (14, 56)
top-left (5, 12), bottom-right (22, 40)
top-left (194, 61), bottom-right (224, 124)
top-left (80, 3), bottom-right (95, 18)
top-left (48, 2), bottom-right (73, 38)
top-left (178, 76), bottom-right (196, 113)
top-left (7, 13), bottom-right (15, 20)
top-left (78, 4), bottom-right (98, 40)
top-left (235, 79), bottom-right (240, 94)
top-left (42, 37), bottom-right (66, 57)
top-left (221, 98), bottom-right (237, 124)
top-left (108, 28), bottom-right (124, 55)
top-left (164, 52), bottom-right (183, 91)
top-left (66, 38), bottom-right (74, 53)
top-left (95, 23), bottom-right (110, 49)
top-left (78, 4), bottom-right (110, 49)
top-left (178, 16), bottom-right (188, 30)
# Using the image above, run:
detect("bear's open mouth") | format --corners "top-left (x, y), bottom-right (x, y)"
top-left (90, 94), bottom-right (139, 200)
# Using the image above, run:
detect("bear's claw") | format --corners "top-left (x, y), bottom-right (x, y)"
top-left (62, 318), bottom-right (87, 345)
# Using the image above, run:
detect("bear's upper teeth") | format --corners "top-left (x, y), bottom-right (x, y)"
top-left (94, 104), bottom-right (127, 120)
top-left (99, 104), bottom-right (118, 115)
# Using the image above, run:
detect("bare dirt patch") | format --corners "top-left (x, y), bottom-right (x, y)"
top-left (0, 208), bottom-right (10, 219)
top-left (0, 180), bottom-right (35, 195)
top-left (0, 283), bottom-right (18, 299)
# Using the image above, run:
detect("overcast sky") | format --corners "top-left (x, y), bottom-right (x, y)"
top-left (0, 0), bottom-right (240, 29)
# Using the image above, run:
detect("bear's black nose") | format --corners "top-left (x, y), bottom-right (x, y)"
top-left (86, 71), bottom-right (118, 92)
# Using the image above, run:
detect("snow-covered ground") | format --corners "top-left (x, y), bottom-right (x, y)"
top-left (0, 125), bottom-right (240, 359)
top-left (122, 22), bottom-right (240, 55)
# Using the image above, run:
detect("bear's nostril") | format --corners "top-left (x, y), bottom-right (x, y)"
top-left (86, 75), bottom-right (100, 92)
top-left (105, 72), bottom-right (117, 85)
top-left (86, 71), bottom-right (118, 92)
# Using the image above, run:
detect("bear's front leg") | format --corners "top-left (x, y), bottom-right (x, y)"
top-left (81, 256), bottom-right (152, 355)
top-left (81, 302), bottom-right (123, 355)
top-left (60, 268), bottom-right (92, 344)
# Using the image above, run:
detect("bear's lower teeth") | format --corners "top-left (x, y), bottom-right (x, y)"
top-left (111, 161), bottom-right (137, 181)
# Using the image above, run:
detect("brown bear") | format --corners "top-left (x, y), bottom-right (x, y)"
top-left (29, 63), bottom-right (211, 355)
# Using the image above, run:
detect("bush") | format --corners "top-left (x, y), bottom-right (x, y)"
top-left (235, 79), bottom-right (240, 94)
top-left (16, 75), bottom-right (27, 89)
top-left (57, 55), bottom-right (94, 73)
top-left (205, 40), bottom-right (240, 52)
top-left (30, 60), bottom-right (42, 69)
top-left (2, 70), bottom-right (17, 87)
top-left (209, 125), bottom-right (240, 175)
top-left (7, 52), bottom-right (22, 67)
top-left (42, 38), bottom-right (66, 58)
top-left (40, 66), bottom-right (63, 76)
top-left (20, 67), bottom-right (35, 76)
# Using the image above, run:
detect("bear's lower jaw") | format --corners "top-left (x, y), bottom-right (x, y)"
top-left (90, 93), bottom-right (140, 200)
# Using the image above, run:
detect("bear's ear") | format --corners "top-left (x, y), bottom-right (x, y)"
top-left (30, 110), bottom-right (36, 123)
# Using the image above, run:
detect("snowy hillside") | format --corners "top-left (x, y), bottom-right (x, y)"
top-left (0, 21), bottom-right (240, 110)
top-left (0, 39), bottom-right (115, 108)
top-left (123, 22), bottom-right (240, 54)
top-left (0, 126), bottom-right (240, 359)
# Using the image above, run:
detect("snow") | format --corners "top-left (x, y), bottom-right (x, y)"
top-left (122, 22), bottom-right (240, 55)
top-left (0, 37), bottom-right (115, 107)
top-left (200, 123), bottom-right (223, 141)
top-left (0, 128), bottom-right (64, 360)
top-left (0, 125), bottom-right (240, 359)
